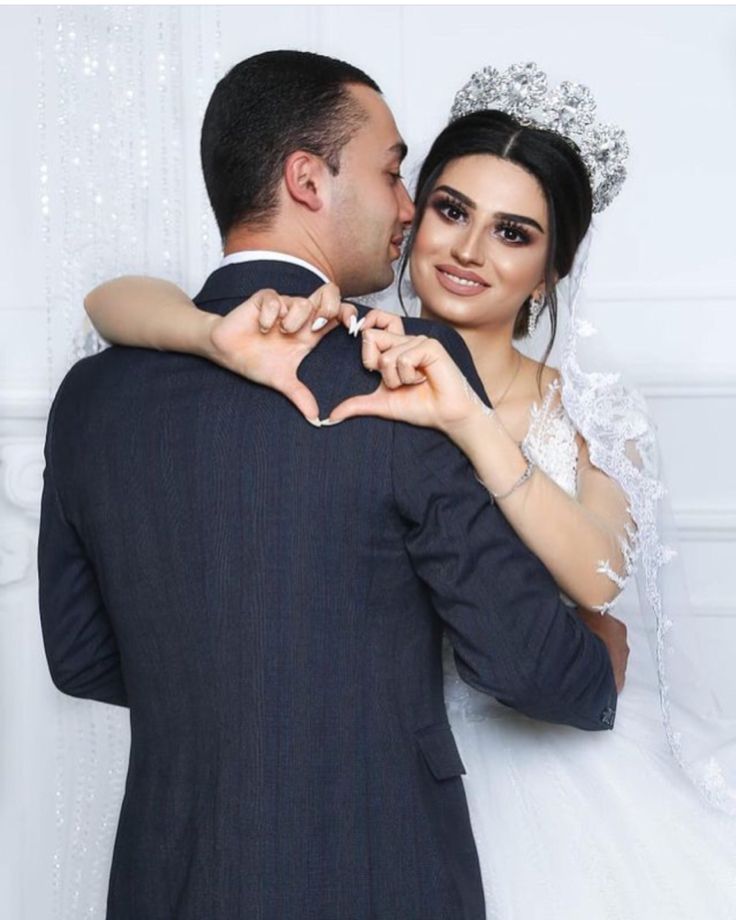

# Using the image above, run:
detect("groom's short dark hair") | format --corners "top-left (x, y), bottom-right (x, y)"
top-left (201, 50), bottom-right (381, 239)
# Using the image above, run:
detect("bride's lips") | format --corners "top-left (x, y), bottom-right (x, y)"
top-left (435, 264), bottom-right (490, 297)
top-left (390, 235), bottom-right (404, 257)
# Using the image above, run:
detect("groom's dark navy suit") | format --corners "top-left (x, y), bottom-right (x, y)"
top-left (38, 260), bottom-right (617, 920)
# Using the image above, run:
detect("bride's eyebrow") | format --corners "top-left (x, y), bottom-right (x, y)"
top-left (433, 185), bottom-right (545, 234)
top-left (434, 184), bottom-right (476, 208)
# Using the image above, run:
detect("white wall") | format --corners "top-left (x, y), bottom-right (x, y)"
top-left (1, 6), bottom-right (735, 918)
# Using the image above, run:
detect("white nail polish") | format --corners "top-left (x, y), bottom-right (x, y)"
top-left (348, 315), bottom-right (357, 336)
top-left (320, 418), bottom-right (342, 427)
top-left (307, 417), bottom-right (322, 428)
top-left (311, 317), bottom-right (328, 332)
top-left (353, 317), bottom-right (366, 336)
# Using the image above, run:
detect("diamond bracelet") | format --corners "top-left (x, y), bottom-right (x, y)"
top-left (488, 458), bottom-right (537, 503)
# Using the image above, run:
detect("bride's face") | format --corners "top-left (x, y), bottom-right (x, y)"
top-left (410, 154), bottom-right (549, 332)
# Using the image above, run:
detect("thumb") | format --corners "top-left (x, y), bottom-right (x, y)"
top-left (326, 387), bottom-right (393, 424)
top-left (281, 377), bottom-right (321, 426)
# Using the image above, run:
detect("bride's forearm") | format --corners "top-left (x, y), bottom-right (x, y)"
top-left (84, 276), bottom-right (218, 358)
top-left (449, 408), bottom-right (629, 611)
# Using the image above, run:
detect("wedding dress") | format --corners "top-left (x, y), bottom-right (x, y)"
top-left (443, 380), bottom-right (736, 920)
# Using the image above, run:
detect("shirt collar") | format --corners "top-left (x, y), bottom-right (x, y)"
top-left (219, 249), bottom-right (330, 285)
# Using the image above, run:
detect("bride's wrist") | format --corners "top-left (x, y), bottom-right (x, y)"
top-left (443, 401), bottom-right (495, 450)
top-left (196, 311), bottom-right (225, 364)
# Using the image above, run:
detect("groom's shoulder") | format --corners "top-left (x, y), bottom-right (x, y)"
top-left (403, 315), bottom-right (469, 361)
top-left (49, 345), bottom-right (171, 421)
top-left (54, 344), bottom-right (153, 389)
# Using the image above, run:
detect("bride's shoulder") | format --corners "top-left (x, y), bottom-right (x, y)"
top-left (516, 358), bottom-right (588, 449)
top-left (522, 359), bottom-right (563, 409)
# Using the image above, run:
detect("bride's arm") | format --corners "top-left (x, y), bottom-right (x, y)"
top-left (84, 277), bottom-right (219, 357)
top-left (329, 327), bottom-right (633, 613)
top-left (450, 403), bottom-right (633, 613)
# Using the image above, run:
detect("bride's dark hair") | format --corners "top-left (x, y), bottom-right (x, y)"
top-left (398, 109), bottom-right (593, 379)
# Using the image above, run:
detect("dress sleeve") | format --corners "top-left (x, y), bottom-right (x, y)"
top-left (575, 433), bottom-right (638, 612)
top-left (523, 378), bottom-right (637, 613)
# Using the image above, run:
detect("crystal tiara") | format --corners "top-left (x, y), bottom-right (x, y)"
top-left (449, 62), bottom-right (629, 212)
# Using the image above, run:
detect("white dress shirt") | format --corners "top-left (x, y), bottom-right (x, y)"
top-left (219, 249), bottom-right (330, 284)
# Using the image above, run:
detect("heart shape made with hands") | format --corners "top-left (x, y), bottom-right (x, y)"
top-left (208, 281), bottom-right (472, 432)
top-left (206, 282), bottom-right (415, 426)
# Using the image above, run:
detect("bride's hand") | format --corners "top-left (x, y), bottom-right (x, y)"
top-left (326, 328), bottom-right (489, 435)
top-left (358, 308), bottom-right (405, 337)
top-left (207, 282), bottom-right (355, 423)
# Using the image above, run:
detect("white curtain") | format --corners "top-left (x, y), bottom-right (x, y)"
top-left (3, 8), bottom-right (222, 918)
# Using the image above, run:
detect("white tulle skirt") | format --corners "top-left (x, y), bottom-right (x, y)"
top-left (444, 620), bottom-right (736, 920)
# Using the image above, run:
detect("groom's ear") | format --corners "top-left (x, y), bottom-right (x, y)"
top-left (283, 150), bottom-right (328, 213)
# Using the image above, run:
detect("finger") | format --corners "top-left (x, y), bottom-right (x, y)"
top-left (338, 301), bottom-right (359, 331)
top-left (258, 291), bottom-right (288, 333)
top-left (361, 327), bottom-right (413, 353)
top-left (395, 342), bottom-right (429, 385)
top-left (280, 297), bottom-right (316, 334)
top-left (364, 335), bottom-right (431, 387)
top-left (361, 308), bottom-right (405, 336)
top-left (360, 328), bottom-right (410, 371)
top-left (375, 340), bottom-right (427, 390)
top-left (327, 388), bottom-right (394, 424)
top-left (308, 282), bottom-right (343, 329)
top-left (280, 376), bottom-right (321, 425)
top-left (360, 329), bottom-right (383, 372)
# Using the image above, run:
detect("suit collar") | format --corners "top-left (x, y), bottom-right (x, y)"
top-left (194, 260), bottom-right (327, 310)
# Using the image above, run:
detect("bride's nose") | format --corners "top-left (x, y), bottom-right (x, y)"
top-left (451, 225), bottom-right (485, 266)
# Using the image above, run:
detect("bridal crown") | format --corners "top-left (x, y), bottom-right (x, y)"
top-left (450, 62), bottom-right (629, 212)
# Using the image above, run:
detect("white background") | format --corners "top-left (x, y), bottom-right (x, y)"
top-left (1, 5), bottom-right (735, 918)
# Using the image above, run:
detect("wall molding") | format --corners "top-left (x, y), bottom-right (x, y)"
top-left (584, 282), bottom-right (736, 303)
top-left (673, 508), bottom-right (736, 543)
top-left (0, 389), bottom-right (51, 421)
top-left (634, 372), bottom-right (736, 399)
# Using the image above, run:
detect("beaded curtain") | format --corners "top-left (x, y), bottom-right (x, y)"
top-left (36, 8), bottom-right (221, 917)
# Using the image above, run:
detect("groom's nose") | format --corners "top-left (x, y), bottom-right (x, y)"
top-left (396, 179), bottom-right (415, 225)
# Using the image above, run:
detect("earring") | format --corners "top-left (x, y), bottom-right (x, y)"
top-left (528, 291), bottom-right (546, 335)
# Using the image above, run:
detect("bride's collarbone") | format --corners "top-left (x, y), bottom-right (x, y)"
top-left (487, 363), bottom-right (561, 445)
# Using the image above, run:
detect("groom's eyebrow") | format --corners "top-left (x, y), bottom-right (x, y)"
top-left (387, 141), bottom-right (408, 162)
top-left (434, 185), bottom-right (545, 234)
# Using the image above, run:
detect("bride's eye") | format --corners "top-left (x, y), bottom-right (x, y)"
top-left (432, 196), bottom-right (467, 223)
top-left (496, 221), bottom-right (530, 245)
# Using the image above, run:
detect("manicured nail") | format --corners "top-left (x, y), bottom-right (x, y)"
top-left (311, 316), bottom-right (328, 332)
top-left (352, 317), bottom-right (366, 337)
top-left (348, 315), bottom-right (357, 336)
top-left (307, 417), bottom-right (322, 428)
top-left (320, 418), bottom-right (343, 427)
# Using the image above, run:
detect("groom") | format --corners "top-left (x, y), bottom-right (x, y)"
top-left (38, 51), bottom-right (622, 919)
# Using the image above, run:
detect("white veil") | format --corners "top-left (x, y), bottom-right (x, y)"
top-left (549, 225), bottom-right (736, 816)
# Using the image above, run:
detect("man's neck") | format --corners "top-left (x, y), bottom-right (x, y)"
top-left (224, 229), bottom-right (335, 283)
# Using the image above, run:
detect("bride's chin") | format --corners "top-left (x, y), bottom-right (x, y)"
top-left (419, 289), bottom-right (487, 326)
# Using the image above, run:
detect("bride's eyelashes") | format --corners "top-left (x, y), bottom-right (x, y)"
top-left (431, 193), bottom-right (468, 224)
top-left (430, 194), bottom-right (532, 246)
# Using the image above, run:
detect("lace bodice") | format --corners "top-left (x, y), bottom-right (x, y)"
top-left (519, 378), bottom-right (579, 499)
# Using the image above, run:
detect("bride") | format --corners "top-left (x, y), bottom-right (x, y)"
top-left (84, 65), bottom-right (736, 917)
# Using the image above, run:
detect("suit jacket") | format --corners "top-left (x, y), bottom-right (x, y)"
top-left (38, 260), bottom-right (617, 920)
